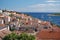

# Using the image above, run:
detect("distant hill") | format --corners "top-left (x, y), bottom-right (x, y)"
top-left (48, 13), bottom-right (60, 16)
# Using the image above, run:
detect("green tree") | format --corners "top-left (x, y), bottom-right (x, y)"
top-left (3, 33), bottom-right (18, 40)
top-left (9, 14), bottom-right (14, 17)
top-left (28, 35), bottom-right (35, 40)
top-left (18, 33), bottom-right (35, 40)
top-left (3, 33), bottom-right (35, 40)
top-left (18, 33), bottom-right (29, 40)
top-left (9, 27), bottom-right (15, 31)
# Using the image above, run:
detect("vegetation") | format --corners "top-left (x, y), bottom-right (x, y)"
top-left (16, 12), bottom-right (22, 14)
top-left (57, 25), bottom-right (60, 28)
top-left (50, 22), bottom-right (55, 26)
top-left (9, 14), bottom-right (14, 17)
top-left (48, 13), bottom-right (60, 16)
top-left (9, 26), bottom-right (15, 31)
top-left (52, 13), bottom-right (60, 16)
top-left (16, 17), bottom-right (22, 20)
top-left (3, 33), bottom-right (35, 40)
top-left (50, 22), bottom-right (60, 28)
top-left (3, 33), bottom-right (18, 40)
top-left (10, 27), bottom-right (15, 31)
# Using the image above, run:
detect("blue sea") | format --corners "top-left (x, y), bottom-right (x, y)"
top-left (23, 12), bottom-right (60, 26)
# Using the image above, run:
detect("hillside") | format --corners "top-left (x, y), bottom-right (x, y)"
top-left (0, 10), bottom-right (60, 40)
top-left (48, 13), bottom-right (60, 16)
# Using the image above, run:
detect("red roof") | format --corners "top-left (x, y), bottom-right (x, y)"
top-left (0, 24), bottom-right (5, 27)
top-left (0, 29), bottom-right (11, 39)
top-left (36, 27), bottom-right (60, 39)
top-left (36, 30), bottom-right (60, 39)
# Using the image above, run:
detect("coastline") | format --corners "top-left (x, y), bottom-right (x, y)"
top-left (48, 13), bottom-right (60, 16)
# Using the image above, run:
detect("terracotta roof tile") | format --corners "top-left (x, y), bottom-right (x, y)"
top-left (0, 31), bottom-right (5, 38)
top-left (2, 30), bottom-right (11, 34)
top-left (36, 30), bottom-right (60, 39)
top-left (0, 29), bottom-right (11, 39)
top-left (0, 24), bottom-right (5, 27)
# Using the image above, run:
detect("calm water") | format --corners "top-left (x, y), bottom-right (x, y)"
top-left (23, 12), bottom-right (60, 26)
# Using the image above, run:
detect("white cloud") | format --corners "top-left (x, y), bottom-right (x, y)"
top-left (28, 3), bottom-right (60, 8)
top-left (46, 0), bottom-right (60, 2)
top-left (28, 4), bottom-right (46, 8)
top-left (19, 3), bottom-right (60, 12)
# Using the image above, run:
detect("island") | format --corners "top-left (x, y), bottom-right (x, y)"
top-left (48, 13), bottom-right (60, 16)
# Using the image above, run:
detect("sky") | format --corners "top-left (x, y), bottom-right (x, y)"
top-left (0, 0), bottom-right (60, 12)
